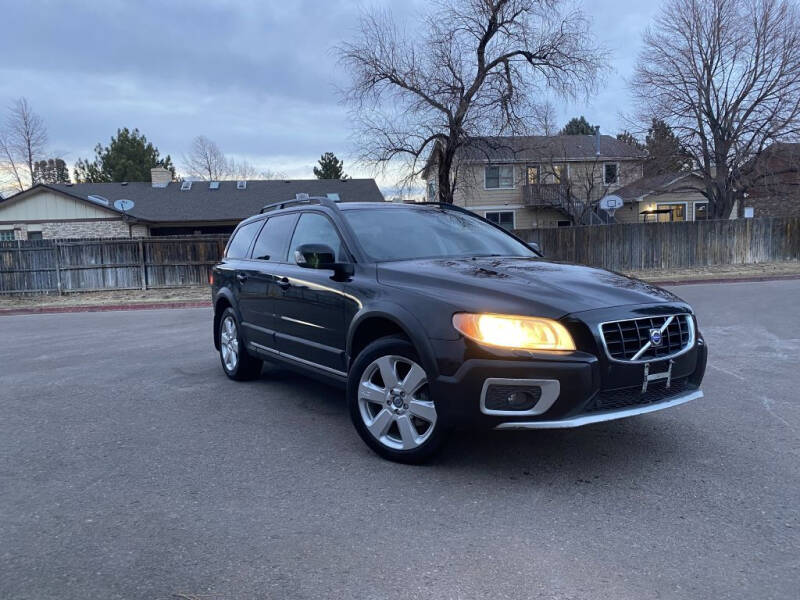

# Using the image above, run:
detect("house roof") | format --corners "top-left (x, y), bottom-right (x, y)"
top-left (0, 179), bottom-right (384, 223)
top-left (454, 135), bottom-right (648, 162)
top-left (614, 172), bottom-right (705, 202)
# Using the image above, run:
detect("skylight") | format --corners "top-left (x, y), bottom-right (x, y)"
top-left (236, 181), bottom-right (247, 190)
top-left (180, 181), bottom-right (192, 191)
top-left (87, 194), bottom-right (110, 206)
top-left (326, 193), bottom-right (340, 201)
top-left (209, 181), bottom-right (220, 190)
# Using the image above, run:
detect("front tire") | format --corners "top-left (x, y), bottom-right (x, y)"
top-left (218, 307), bottom-right (262, 381)
top-left (348, 336), bottom-right (447, 464)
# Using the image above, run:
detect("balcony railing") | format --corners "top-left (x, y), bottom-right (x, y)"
top-left (522, 183), bottom-right (570, 207)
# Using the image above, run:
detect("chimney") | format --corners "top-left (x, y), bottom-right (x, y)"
top-left (594, 125), bottom-right (601, 157)
top-left (151, 167), bottom-right (172, 188)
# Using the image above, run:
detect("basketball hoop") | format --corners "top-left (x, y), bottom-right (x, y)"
top-left (599, 195), bottom-right (624, 219)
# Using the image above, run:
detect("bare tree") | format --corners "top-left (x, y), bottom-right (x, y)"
top-left (338, 0), bottom-right (607, 203)
top-left (632, 0), bottom-right (800, 219)
top-left (0, 98), bottom-right (49, 191)
top-left (228, 158), bottom-right (286, 180)
top-left (183, 135), bottom-right (229, 181)
top-left (536, 150), bottom-right (611, 224)
top-left (532, 101), bottom-right (560, 136)
top-left (0, 133), bottom-right (25, 193)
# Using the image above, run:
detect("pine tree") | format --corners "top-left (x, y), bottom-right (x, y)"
top-left (616, 131), bottom-right (644, 150)
top-left (74, 128), bottom-right (174, 183)
top-left (644, 119), bottom-right (690, 176)
top-left (313, 152), bottom-right (348, 179)
top-left (33, 158), bottom-right (71, 184)
top-left (560, 116), bottom-right (597, 135)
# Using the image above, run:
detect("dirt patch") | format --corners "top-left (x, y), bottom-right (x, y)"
top-left (624, 261), bottom-right (800, 283)
top-left (0, 286), bottom-right (211, 309)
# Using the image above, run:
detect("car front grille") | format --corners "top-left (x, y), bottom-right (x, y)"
top-left (600, 314), bottom-right (693, 362)
top-left (584, 378), bottom-right (693, 413)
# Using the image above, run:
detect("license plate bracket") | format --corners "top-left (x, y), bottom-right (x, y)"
top-left (642, 359), bottom-right (674, 394)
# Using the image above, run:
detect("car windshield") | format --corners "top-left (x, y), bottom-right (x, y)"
top-left (343, 207), bottom-right (535, 261)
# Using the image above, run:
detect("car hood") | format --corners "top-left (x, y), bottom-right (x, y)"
top-left (376, 256), bottom-right (684, 318)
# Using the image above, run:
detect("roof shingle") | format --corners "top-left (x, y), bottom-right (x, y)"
top-left (33, 179), bottom-right (384, 223)
top-left (455, 135), bottom-right (647, 162)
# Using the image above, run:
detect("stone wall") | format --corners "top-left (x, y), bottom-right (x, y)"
top-left (130, 224), bottom-right (150, 237)
top-left (41, 220), bottom-right (130, 239)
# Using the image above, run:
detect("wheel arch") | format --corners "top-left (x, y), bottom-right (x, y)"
top-left (347, 305), bottom-right (439, 378)
top-left (213, 289), bottom-right (238, 350)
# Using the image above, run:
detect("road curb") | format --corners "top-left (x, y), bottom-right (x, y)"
top-left (0, 300), bottom-right (212, 316)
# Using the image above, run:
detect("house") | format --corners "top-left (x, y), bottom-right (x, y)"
top-left (613, 172), bottom-right (712, 222)
top-left (739, 142), bottom-right (800, 218)
top-left (0, 168), bottom-right (384, 240)
top-left (423, 134), bottom-right (647, 228)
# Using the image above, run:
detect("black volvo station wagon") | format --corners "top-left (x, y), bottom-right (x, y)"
top-left (212, 197), bottom-right (707, 463)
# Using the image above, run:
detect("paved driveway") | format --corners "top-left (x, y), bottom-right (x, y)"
top-left (1, 280), bottom-right (798, 600)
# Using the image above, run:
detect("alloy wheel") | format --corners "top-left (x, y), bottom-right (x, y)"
top-left (357, 355), bottom-right (437, 450)
top-left (220, 315), bottom-right (239, 371)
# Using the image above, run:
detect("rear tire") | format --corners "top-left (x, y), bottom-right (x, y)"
top-left (348, 336), bottom-right (447, 464)
top-left (218, 307), bottom-right (262, 381)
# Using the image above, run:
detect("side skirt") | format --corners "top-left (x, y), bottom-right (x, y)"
top-left (249, 342), bottom-right (348, 387)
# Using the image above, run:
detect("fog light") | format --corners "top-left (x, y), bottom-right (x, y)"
top-left (484, 385), bottom-right (542, 411)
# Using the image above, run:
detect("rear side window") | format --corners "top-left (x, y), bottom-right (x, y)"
top-left (251, 214), bottom-right (296, 261)
top-left (225, 220), bottom-right (261, 259)
top-left (288, 213), bottom-right (346, 262)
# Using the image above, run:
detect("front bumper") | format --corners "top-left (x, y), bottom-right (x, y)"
top-left (429, 316), bottom-right (708, 429)
top-left (494, 388), bottom-right (703, 429)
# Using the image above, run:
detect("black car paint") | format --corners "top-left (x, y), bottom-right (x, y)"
top-left (212, 202), bottom-right (706, 428)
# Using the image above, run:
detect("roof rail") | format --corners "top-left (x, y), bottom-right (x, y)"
top-left (416, 201), bottom-right (477, 217)
top-left (259, 195), bottom-right (341, 214)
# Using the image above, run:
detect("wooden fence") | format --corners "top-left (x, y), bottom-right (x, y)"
top-left (2, 217), bottom-right (799, 294)
top-left (516, 216), bottom-right (800, 271)
top-left (0, 236), bottom-right (228, 294)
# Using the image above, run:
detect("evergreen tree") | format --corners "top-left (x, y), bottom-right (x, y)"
top-left (313, 152), bottom-right (348, 179)
top-left (33, 158), bottom-right (70, 184)
top-left (616, 131), bottom-right (644, 150)
top-left (74, 128), bottom-right (174, 183)
top-left (644, 118), bottom-right (690, 176)
top-left (560, 116), bottom-right (596, 135)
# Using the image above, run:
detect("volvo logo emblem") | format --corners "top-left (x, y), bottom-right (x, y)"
top-left (649, 328), bottom-right (663, 347)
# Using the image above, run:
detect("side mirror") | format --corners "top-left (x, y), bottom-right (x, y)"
top-left (294, 244), bottom-right (337, 269)
top-left (527, 241), bottom-right (543, 256)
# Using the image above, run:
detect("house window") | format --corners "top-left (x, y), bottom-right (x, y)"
top-left (557, 220), bottom-right (572, 227)
top-left (655, 202), bottom-right (687, 222)
top-left (427, 180), bottom-right (436, 201)
top-left (0, 230), bottom-right (15, 241)
top-left (694, 202), bottom-right (708, 221)
top-left (526, 165), bottom-right (539, 184)
top-left (28, 232), bottom-right (43, 240)
top-left (547, 164), bottom-right (565, 183)
top-left (485, 211), bottom-right (515, 230)
top-left (485, 165), bottom-right (514, 189)
top-left (604, 163), bottom-right (619, 185)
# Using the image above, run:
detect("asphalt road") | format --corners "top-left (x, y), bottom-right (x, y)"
top-left (1, 280), bottom-right (799, 600)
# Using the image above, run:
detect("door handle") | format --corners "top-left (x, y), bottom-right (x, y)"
top-left (276, 277), bottom-right (291, 290)
top-left (236, 273), bottom-right (248, 282)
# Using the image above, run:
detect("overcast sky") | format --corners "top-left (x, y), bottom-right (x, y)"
top-left (0, 0), bottom-right (661, 191)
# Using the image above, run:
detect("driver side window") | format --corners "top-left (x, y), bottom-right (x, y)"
top-left (289, 213), bottom-right (346, 263)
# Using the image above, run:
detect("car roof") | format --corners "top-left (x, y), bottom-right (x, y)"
top-left (238, 201), bottom-right (443, 226)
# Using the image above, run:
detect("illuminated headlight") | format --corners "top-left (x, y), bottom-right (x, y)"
top-left (452, 313), bottom-right (576, 352)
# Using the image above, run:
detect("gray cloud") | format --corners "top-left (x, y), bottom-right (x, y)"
top-left (0, 0), bottom-right (658, 186)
